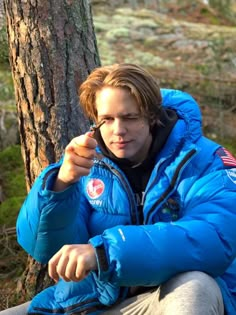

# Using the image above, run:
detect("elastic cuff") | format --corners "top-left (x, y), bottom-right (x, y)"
top-left (40, 168), bottom-right (78, 200)
top-left (43, 169), bottom-right (59, 190)
top-left (89, 235), bottom-right (112, 282)
top-left (95, 245), bottom-right (109, 271)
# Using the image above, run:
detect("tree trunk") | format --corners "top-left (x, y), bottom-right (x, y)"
top-left (4, 0), bottom-right (100, 301)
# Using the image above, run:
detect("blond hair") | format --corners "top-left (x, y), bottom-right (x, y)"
top-left (79, 63), bottom-right (162, 125)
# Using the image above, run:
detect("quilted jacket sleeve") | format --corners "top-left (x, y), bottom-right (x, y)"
top-left (16, 162), bottom-right (91, 264)
top-left (90, 165), bottom-right (236, 286)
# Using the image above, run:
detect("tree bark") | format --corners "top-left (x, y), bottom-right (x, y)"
top-left (4, 0), bottom-right (100, 300)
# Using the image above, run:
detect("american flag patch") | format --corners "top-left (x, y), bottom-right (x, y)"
top-left (216, 147), bottom-right (236, 167)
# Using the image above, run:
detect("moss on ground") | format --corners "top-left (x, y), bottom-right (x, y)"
top-left (0, 65), bottom-right (14, 102)
top-left (0, 145), bottom-right (27, 227)
top-left (0, 27), bottom-right (9, 65)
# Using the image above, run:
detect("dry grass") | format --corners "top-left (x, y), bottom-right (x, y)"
top-left (0, 228), bottom-right (27, 310)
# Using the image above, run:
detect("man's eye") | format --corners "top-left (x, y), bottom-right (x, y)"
top-left (125, 116), bottom-right (139, 120)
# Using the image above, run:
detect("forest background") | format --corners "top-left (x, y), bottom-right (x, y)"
top-left (0, 0), bottom-right (236, 309)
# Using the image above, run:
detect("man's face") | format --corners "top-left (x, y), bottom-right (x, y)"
top-left (95, 87), bottom-right (152, 164)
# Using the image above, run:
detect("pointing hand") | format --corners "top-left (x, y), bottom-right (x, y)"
top-left (53, 132), bottom-right (97, 191)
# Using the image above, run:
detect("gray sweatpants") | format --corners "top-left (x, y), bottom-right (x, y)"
top-left (0, 271), bottom-right (224, 315)
top-left (103, 271), bottom-right (224, 314)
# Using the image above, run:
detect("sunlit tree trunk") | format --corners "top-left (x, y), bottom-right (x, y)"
top-left (4, 0), bottom-right (100, 301)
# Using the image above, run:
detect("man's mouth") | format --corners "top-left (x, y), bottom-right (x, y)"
top-left (112, 140), bottom-right (132, 148)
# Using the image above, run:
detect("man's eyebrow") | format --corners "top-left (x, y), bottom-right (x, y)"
top-left (98, 113), bottom-right (140, 118)
top-left (122, 113), bottom-right (140, 117)
top-left (97, 114), bottom-right (110, 118)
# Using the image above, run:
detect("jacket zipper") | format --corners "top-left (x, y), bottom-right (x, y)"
top-left (144, 149), bottom-right (197, 224)
top-left (31, 297), bottom-right (106, 314)
top-left (95, 160), bottom-right (138, 225)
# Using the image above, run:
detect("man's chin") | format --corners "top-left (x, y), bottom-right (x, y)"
top-left (112, 151), bottom-right (130, 160)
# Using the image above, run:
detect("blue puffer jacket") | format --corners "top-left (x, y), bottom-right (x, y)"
top-left (17, 89), bottom-right (236, 314)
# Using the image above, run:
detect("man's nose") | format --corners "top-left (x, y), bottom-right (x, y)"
top-left (113, 119), bottom-right (127, 135)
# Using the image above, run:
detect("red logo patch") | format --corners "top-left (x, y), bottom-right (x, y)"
top-left (86, 179), bottom-right (105, 199)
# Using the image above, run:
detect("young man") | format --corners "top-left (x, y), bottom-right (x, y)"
top-left (3, 64), bottom-right (236, 314)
